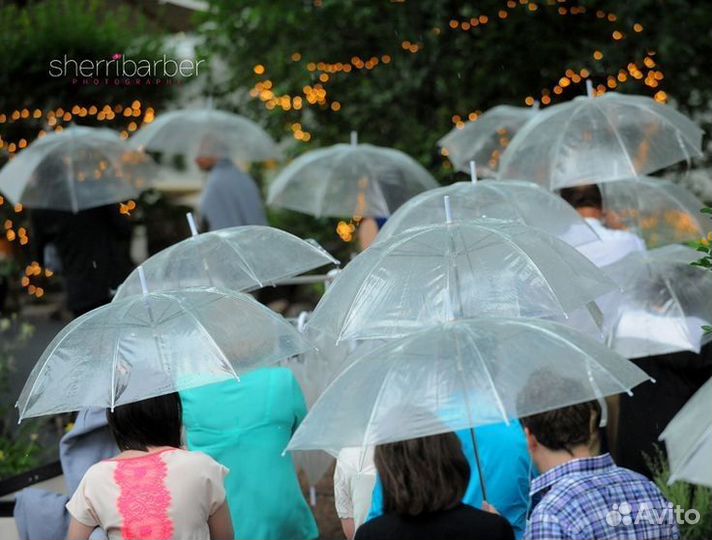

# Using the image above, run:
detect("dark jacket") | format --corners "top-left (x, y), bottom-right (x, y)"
top-left (31, 205), bottom-right (133, 314)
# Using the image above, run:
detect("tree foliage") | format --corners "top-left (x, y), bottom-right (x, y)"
top-left (198, 0), bottom-right (712, 177)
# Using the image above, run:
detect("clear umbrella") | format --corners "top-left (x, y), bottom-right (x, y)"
top-left (114, 223), bottom-right (338, 300)
top-left (306, 218), bottom-right (615, 342)
top-left (267, 135), bottom-right (438, 218)
top-left (287, 318), bottom-right (651, 455)
top-left (0, 126), bottom-right (155, 213)
top-left (498, 92), bottom-right (704, 189)
top-left (601, 244), bottom-right (712, 358)
top-left (376, 179), bottom-right (599, 247)
top-left (16, 286), bottom-right (310, 420)
top-left (130, 108), bottom-right (281, 163)
top-left (659, 377), bottom-right (712, 487)
top-left (600, 177), bottom-right (712, 248)
top-left (439, 105), bottom-right (538, 177)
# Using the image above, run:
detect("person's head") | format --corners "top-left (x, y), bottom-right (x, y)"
top-left (518, 374), bottom-right (601, 473)
top-left (560, 184), bottom-right (603, 219)
top-left (195, 134), bottom-right (231, 171)
top-left (106, 392), bottom-right (182, 451)
top-left (375, 431), bottom-right (470, 516)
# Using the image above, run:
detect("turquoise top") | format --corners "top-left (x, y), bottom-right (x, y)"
top-left (181, 368), bottom-right (319, 540)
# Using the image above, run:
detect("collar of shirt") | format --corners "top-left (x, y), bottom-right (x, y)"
top-left (529, 453), bottom-right (615, 498)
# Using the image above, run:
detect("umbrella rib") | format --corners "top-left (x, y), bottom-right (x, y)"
top-left (633, 103), bottom-right (703, 157)
top-left (526, 321), bottom-right (638, 398)
top-left (332, 231), bottom-right (429, 340)
top-left (109, 318), bottom-right (124, 411)
top-left (465, 328), bottom-right (510, 423)
top-left (479, 224), bottom-right (568, 315)
top-left (551, 100), bottom-right (586, 185)
top-left (659, 273), bottom-right (696, 348)
top-left (218, 235), bottom-right (263, 288)
top-left (17, 307), bottom-right (106, 419)
top-left (173, 295), bottom-right (241, 382)
top-left (591, 99), bottom-right (637, 177)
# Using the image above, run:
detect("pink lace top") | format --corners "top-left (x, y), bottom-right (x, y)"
top-left (67, 448), bottom-right (228, 540)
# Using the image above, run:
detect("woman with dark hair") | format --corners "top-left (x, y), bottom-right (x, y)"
top-left (354, 432), bottom-right (514, 540)
top-left (65, 393), bottom-right (234, 540)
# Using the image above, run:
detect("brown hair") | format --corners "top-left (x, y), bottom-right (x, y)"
top-left (374, 432), bottom-right (470, 516)
top-left (560, 184), bottom-right (603, 210)
top-left (517, 372), bottom-right (601, 455)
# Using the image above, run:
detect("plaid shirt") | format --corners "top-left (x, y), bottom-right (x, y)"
top-left (525, 454), bottom-right (680, 540)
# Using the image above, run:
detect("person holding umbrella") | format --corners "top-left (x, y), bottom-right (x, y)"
top-left (66, 394), bottom-right (234, 540)
top-left (354, 427), bottom-right (514, 540)
top-left (196, 134), bottom-right (268, 231)
top-left (520, 376), bottom-right (679, 540)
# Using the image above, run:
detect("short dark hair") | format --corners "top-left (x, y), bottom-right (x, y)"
top-left (518, 373), bottom-right (601, 455)
top-left (560, 184), bottom-right (603, 210)
top-left (375, 432), bottom-right (470, 516)
top-left (106, 393), bottom-right (182, 451)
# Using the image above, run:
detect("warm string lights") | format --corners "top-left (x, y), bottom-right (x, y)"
top-left (0, 103), bottom-right (153, 296)
top-left (0, 101), bottom-right (156, 153)
top-left (249, 53), bottom-right (393, 140)
top-left (442, 1), bottom-right (664, 123)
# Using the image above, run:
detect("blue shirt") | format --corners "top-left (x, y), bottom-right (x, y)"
top-left (367, 423), bottom-right (531, 538)
top-left (525, 453), bottom-right (680, 540)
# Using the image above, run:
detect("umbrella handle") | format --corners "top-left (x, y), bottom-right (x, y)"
top-left (469, 427), bottom-right (489, 503)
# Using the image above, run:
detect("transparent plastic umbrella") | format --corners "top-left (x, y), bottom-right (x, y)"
top-left (16, 287), bottom-right (310, 420)
top-left (438, 105), bottom-right (538, 177)
top-left (114, 224), bottom-right (338, 300)
top-left (659, 377), bottom-right (712, 487)
top-left (600, 177), bottom-right (712, 248)
top-left (267, 137), bottom-right (439, 218)
top-left (0, 126), bottom-right (155, 213)
top-left (601, 244), bottom-right (712, 358)
top-left (376, 180), bottom-right (599, 247)
top-left (287, 318), bottom-right (652, 455)
top-left (130, 108), bottom-right (281, 162)
top-left (498, 92), bottom-right (704, 189)
top-left (306, 219), bottom-right (616, 342)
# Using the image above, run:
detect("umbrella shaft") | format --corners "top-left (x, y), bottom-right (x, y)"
top-left (469, 427), bottom-right (489, 502)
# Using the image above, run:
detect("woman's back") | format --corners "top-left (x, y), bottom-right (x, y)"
top-left (67, 448), bottom-right (227, 540)
top-left (181, 367), bottom-right (318, 540)
top-left (355, 503), bottom-right (514, 540)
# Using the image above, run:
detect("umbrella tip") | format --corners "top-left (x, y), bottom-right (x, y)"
top-left (137, 266), bottom-right (149, 296)
top-left (350, 131), bottom-right (358, 146)
top-left (186, 212), bottom-right (199, 237)
top-left (586, 79), bottom-right (594, 97)
top-left (443, 195), bottom-right (453, 224)
top-left (469, 160), bottom-right (478, 184)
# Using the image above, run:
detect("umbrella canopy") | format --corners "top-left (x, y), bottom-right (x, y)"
top-left (600, 177), bottom-right (712, 248)
top-left (498, 93), bottom-right (704, 189)
top-left (438, 105), bottom-right (537, 177)
top-left (287, 318), bottom-right (652, 454)
top-left (0, 126), bottom-right (155, 213)
top-left (16, 288), bottom-right (310, 420)
top-left (602, 244), bottom-right (712, 358)
top-left (130, 108), bottom-right (280, 163)
top-left (114, 225), bottom-right (338, 300)
top-left (306, 219), bottom-right (616, 342)
top-left (267, 142), bottom-right (438, 218)
top-left (376, 180), bottom-right (599, 247)
top-left (659, 377), bottom-right (712, 487)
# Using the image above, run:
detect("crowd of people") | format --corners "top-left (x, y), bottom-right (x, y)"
top-left (14, 144), bottom-right (710, 540)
